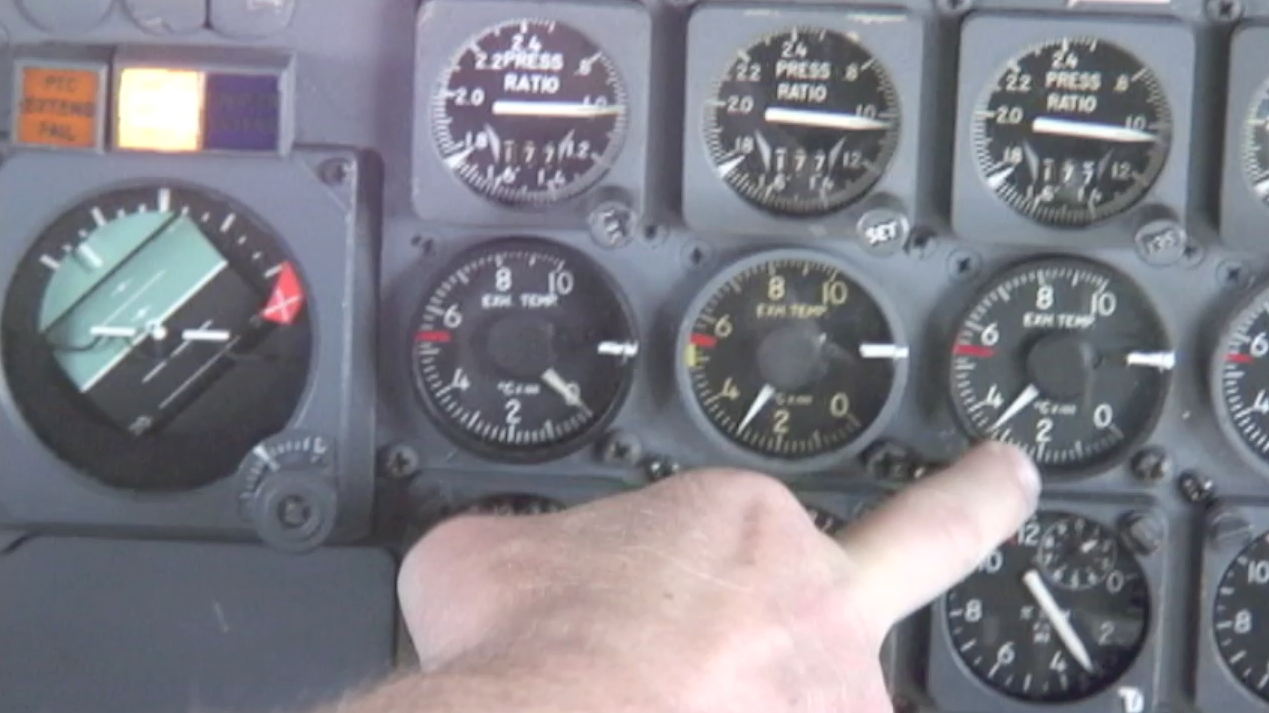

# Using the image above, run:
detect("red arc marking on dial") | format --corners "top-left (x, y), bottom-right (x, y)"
top-left (953, 344), bottom-right (995, 358)
top-left (415, 330), bottom-right (452, 343)
top-left (1227, 353), bottom-right (1254, 364)
top-left (690, 333), bottom-right (718, 348)
top-left (262, 262), bottom-right (305, 326)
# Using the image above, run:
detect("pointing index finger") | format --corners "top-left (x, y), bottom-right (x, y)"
top-left (835, 442), bottom-right (1040, 630)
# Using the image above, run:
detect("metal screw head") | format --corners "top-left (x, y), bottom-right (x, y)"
top-left (947, 249), bottom-right (982, 282)
top-left (1130, 447), bottom-right (1172, 484)
top-left (381, 444), bottom-right (421, 481)
top-left (1207, 501), bottom-right (1254, 548)
top-left (278, 495), bottom-right (313, 530)
top-left (1119, 511), bottom-right (1164, 555)
top-left (644, 456), bottom-right (682, 481)
top-left (1179, 470), bottom-right (1216, 505)
top-left (1208, 0), bottom-right (1244, 22)
top-left (863, 441), bottom-right (914, 481)
top-left (1218, 260), bottom-right (1251, 291)
top-left (857, 208), bottom-right (910, 256)
top-left (1134, 219), bottom-right (1189, 267)
top-left (587, 200), bottom-right (637, 249)
top-left (319, 158), bottom-right (353, 186)
top-left (599, 430), bottom-right (643, 468)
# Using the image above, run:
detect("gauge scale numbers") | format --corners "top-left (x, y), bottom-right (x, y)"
top-left (705, 27), bottom-right (900, 217)
top-left (432, 19), bottom-right (627, 206)
top-left (973, 38), bottom-right (1171, 227)
top-left (412, 239), bottom-right (638, 462)
top-left (946, 512), bottom-right (1149, 703)
top-left (949, 259), bottom-right (1171, 474)
top-left (680, 252), bottom-right (905, 461)
top-left (1, 185), bottom-right (312, 491)
top-left (1213, 535), bottom-right (1269, 702)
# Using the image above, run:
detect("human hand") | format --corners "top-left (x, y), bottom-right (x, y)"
top-left (397, 442), bottom-right (1039, 713)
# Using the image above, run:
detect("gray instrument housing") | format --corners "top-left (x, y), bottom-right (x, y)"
top-left (0, 0), bottom-right (1268, 712)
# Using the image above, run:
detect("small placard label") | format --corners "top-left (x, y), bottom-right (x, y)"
top-left (17, 66), bottom-right (101, 149)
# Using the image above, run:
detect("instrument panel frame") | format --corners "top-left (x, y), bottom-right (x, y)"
top-left (679, 4), bottom-right (931, 240)
top-left (950, 14), bottom-right (1196, 249)
top-left (410, 0), bottom-right (654, 230)
top-left (0, 148), bottom-right (377, 542)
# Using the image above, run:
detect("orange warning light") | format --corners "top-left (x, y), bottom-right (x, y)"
top-left (17, 66), bottom-right (101, 149)
top-left (115, 68), bottom-right (206, 152)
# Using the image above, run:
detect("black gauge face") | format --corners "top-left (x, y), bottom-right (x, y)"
top-left (1213, 534), bottom-right (1269, 701)
top-left (973, 37), bottom-right (1171, 227)
top-left (949, 258), bottom-right (1170, 475)
top-left (412, 239), bottom-right (638, 462)
top-left (236, 431), bottom-right (335, 514)
top-left (460, 493), bottom-right (565, 516)
top-left (1214, 286), bottom-right (1269, 469)
top-left (1242, 80), bottom-right (1269, 206)
top-left (1, 185), bottom-right (312, 491)
top-left (680, 251), bottom-right (904, 461)
top-left (805, 506), bottom-right (847, 535)
top-left (431, 19), bottom-right (627, 206)
top-left (704, 27), bottom-right (900, 217)
top-left (946, 512), bottom-right (1150, 703)
top-left (1037, 514), bottom-right (1117, 590)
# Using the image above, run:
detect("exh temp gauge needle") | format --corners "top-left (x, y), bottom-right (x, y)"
top-left (490, 100), bottom-right (625, 118)
top-left (738, 384), bottom-right (777, 433)
top-left (1125, 350), bottom-right (1176, 370)
top-left (541, 368), bottom-right (592, 416)
top-left (764, 106), bottom-right (892, 131)
top-left (1023, 570), bottom-right (1096, 673)
top-left (1032, 117), bottom-right (1159, 144)
top-left (991, 384), bottom-right (1042, 431)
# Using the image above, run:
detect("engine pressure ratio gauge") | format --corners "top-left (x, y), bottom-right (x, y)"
top-left (411, 238), bottom-right (639, 462)
top-left (704, 27), bottom-right (900, 217)
top-left (678, 250), bottom-right (907, 462)
top-left (1213, 534), bottom-right (1269, 703)
top-left (948, 258), bottom-right (1171, 475)
top-left (946, 512), bottom-right (1150, 703)
top-left (431, 19), bottom-right (628, 206)
top-left (1211, 285), bottom-right (1269, 472)
top-left (1, 185), bottom-right (313, 491)
top-left (972, 37), bottom-right (1171, 227)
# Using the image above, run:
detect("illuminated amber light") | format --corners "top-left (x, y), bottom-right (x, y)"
top-left (17, 67), bottom-right (101, 149)
top-left (116, 68), bottom-right (206, 152)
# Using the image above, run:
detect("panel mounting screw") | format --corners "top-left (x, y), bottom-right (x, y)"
top-left (319, 157), bottom-right (353, 186)
top-left (587, 199), bottom-right (637, 249)
top-left (643, 456), bottom-right (682, 481)
top-left (863, 440), bottom-right (916, 481)
top-left (1179, 470), bottom-right (1216, 505)
top-left (857, 208), bottom-right (910, 257)
top-left (598, 430), bottom-right (643, 468)
top-left (1130, 447), bottom-right (1172, 484)
top-left (1119, 511), bottom-right (1164, 555)
top-left (381, 444), bottom-right (421, 481)
top-left (947, 249), bottom-right (982, 282)
top-left (1218, 260), bottom-right (1251, 291)
top-left (1208, 0), bottom-right (1244, 22)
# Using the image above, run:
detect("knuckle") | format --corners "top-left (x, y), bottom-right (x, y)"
top-left (908, 486), bottom-right (990, 570)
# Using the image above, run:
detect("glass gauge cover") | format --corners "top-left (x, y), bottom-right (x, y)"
top-left (972, 37), bottom-right (1171, 227)
top-left (1213, 534), bottom-right (1269, 702)
top-left (1242, 78), bottom-right (1269, 206)
top-left (679, 250), bottom-right (906, 462)
top-left (412, 238), bottom-right (638, 462)
top-left (705, 27), bottom-right (900, 217)
top-left (948, 258), bottom-right (1171, 475)
top-left (1212, 285), bottom-right (1269, 471)
top-left (946, 512), bottom-right (1150, 703)
top-left (1, 184), bottom-right (312, 491)
top-left (431, 19), bottom-right (628, 206)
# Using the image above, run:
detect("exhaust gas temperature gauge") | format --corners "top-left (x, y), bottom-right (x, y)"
top-left (431, 19), bottom-right (627, 206)
top-left (704, 27), bottom-right (900, 217)
top-left (1, 185), bottom-right (312, 491)
top-left (412, 238), bottom-right (638, 462)
top-left (1211, 285), bottom-right (1269, 473)
top-left (948, 258), bottom-right (1171, 475)
top-left (678, 250), bottom-right (907, 464)
top-left (973, 37), bottom-right (1171, 227)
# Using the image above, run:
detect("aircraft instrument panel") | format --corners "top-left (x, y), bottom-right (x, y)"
top-left (4, 1), bottom-right (1269, 712)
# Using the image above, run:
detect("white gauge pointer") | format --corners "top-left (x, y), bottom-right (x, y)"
top-left (991, 384), bottom-right (1041, 431)
top-left (859, 343), bottom-right (910, 360)
top-left (1032, 116), bottom-right (1159, 144)
top-left (738, 384), bottom-right (777, 434)
top-left (1023, 570), bottom-right (1096, 673)
top-left (541, 368), bottom-right (592, 416)
top-left (491, 100), bottom-right (625, 118)
top-left (90, 325), bottom-right (141, 340)
top-left (1125, 351), bottom-right (1176, 371)
top-left (763, 107), bottom-right (891, 132)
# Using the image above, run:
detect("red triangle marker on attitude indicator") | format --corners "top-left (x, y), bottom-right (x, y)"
top-left (261, 262), bottom-right (305, 326)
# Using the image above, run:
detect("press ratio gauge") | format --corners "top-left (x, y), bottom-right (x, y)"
top-left (704, 27), bottom-right (900, 216)
top-left (973, 37), bottom-right (1171, 227)
top-left (412, 238), bottom-right (638, 462)
top-left (678, 250), bottom-right (906, 462)
top-left (946, 512), bottom-right (1150, 702)
top-left (948, 258), bottom-right (1171, 474)
top-left (431, 19), bottom-right (627, 206)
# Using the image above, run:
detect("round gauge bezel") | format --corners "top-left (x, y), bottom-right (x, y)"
top-left (701, 25), bottom-right (902, 217)
top-left (409, 237), bottom-right (639, 465)
top-left (969, 37), bottom-right (1172, 229)
top-left (674, 248), bottom-right (909, 474)
top-left (1241, 75), bottom-right (1269, 209)
top-left (946, 256), bottom-right (1172, 479)
top-left (429, 18), bottom-right (630, 208)
top-left (1210, 532), bottom-right (1269, 705)
top-left (1209, 284), bottom-right (1269, 480)
top-left (0, 180), bottom-right (315, 492)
